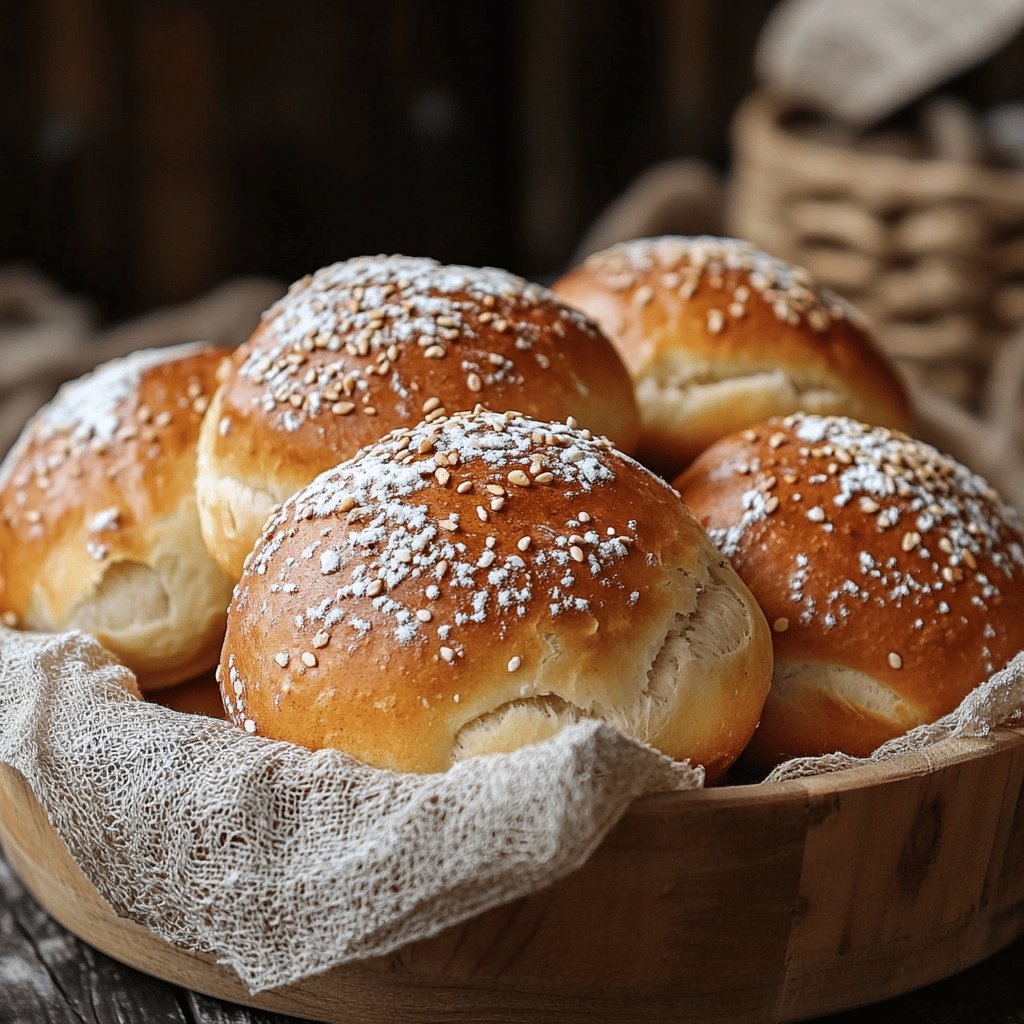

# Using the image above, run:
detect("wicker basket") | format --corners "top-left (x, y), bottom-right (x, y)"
top-left (729, 91), bottom-right (1024, 412)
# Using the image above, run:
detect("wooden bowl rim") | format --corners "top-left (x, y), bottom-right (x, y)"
top-left (627, 723), bottom-right (1024, 816)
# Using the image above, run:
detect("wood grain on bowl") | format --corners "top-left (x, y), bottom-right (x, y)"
top-left (1, 727), bottom-right (1023, 1024)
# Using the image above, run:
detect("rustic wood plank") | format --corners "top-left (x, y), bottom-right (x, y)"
top-left (0, 847), bottom-right (301, 1024)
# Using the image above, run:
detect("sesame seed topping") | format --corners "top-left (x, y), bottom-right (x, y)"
top-left (888, 652), bottom-right (903, 670)
top-left (312, 630), bottom-right (331, 648)
top-left (301, 651), bottom-right (318, 668)
top-left (274, 652), bottom-right (290, 667)
top-left (507, 470), bottom-right (531, 487)
top-left (773, 617), bottom-right (790, 633)
top-left (440, 646), bottom-right (455, 664)
top-left (508, 655), bottom-right (522, 672)
top-left (243, 720), bottom-right (257, 734)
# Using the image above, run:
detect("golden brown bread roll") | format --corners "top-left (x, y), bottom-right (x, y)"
top-left (675, 414), bottom-right (1024, 772)
top-left (0, 343), bottom-right (233, 690)
top-left (553, 236), bottom-right (911, 474)
top-left (219, 408), bottom-right (772, 782)
top-left (197, 256), bottom-right (640, 579)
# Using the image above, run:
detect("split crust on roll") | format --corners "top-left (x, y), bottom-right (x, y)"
top-left (676, 413), bottom-right (1024, 772)
top-left (220, 408), bottom-right (772, 783)
top-left (197, 256), bottom-right (640, 578)
top-left (0, 343), bottom-right (233, 690)
top-left (554, 236), bottom-right (911, 475)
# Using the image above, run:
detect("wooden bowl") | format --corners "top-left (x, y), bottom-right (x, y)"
top-left (2, 724), bottom-right (1023, 1024)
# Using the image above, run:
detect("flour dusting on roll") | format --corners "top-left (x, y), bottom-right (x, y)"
top-left (198, 256), bottom-right (640, 578)
top-left (220, 408), bottom-right (772, 782)
top-left (676, 414), bottom-right (1024, 772)
top-left (554, 236), bottom-right (910, 474)
top-left (0, 343), bottom-right (233, 690)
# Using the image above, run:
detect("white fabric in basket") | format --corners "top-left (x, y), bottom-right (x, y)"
top-left (0, 625), bottom-right (699, 993)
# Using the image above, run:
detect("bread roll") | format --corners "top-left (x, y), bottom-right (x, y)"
top-left (219, 408), bottom-right (772, 782)
top-left (197, 256), bottom-right (640, 578)
top-left (553, 236), bottom-right (911, 474)
top-left (675, 414), bottom-right (1024, 772)
top-left (0, 344), bottom-right (233, 690)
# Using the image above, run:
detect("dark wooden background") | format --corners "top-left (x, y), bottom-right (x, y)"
top-left (2, 0), bottom-right (1018, 324)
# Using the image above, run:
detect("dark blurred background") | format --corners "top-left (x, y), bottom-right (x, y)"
top-left (3, 1), bottom-right (785, 318)
top-left (3, 0), bottom-right (991, 318)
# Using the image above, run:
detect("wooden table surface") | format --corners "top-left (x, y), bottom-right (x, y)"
top-left (3, 847), bottom-right (1022, 1024)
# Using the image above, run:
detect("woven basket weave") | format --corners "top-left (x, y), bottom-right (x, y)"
top-left (729, 91), bottom-right (1024, 415)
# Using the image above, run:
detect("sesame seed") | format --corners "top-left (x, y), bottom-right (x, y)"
top-left (424, 345), bottom-right (446, 359)
top-left (888, 652), bottom-right (903, 670)
top-left (1, 611), bottom-right (17, 628)
top-left (901, 531), bottom-right (921, 552)
top-left (485, 484), bottom-right (506, 495)
top-left (422, 396), bottom-right (442, 414)
top-left (806, 507), bottom-right (825, 523)
top-left (456, 480), bottom-right (473, 494)
top-left (440, 646), bottom-right (455, 663)
top-left (312, 630), bottom-right (331, 649)
top-left (243, 720), bottom-right (257, 734)
top-left (764, 496), bottom-right (780, 514)
top-left (435, 467), bottom-right (451, 486)
top-left (517, 536), bottom-right (531, 551)
top-left (154, 411), bottom-right (173, 427)
top-left (490, 497), bottom-right (505, 512)
top-left (416, 609), bottom-right (433, 622)
top-left (476, 506), bottom-right (489, 522)
top-left (534, 472), bottom-right (554, 484)
top-left (768, 432), bottom-right (786, 449)
top-left (508, 470), bottom-right (531, 487)
top-left (439, 519), bottom-right (459, 531)
top-left (466, 372), bottom-right (482, 392)
top-left (706, 309), bottom-right (725, 334)
top-left (332, 401), bottom-right (355, 415)
top-left (301, 652), bottom-right (318, 668)
top-left (569, 545), bottom-right (585, 562)
top-left (273, 651), bottom-right (288, 668)
top-left (508, 656), bottom-right (522, 672)
top-left (578, 511), bottom-right (591, 523)
top-left (773, 617), bottom-right (790, 633)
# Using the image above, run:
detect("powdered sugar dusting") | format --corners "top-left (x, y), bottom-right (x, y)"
top-left (0, 343), bottom-right (209, 489)
top-left (701, 414), bottom-right (1024, 672)
top-left (224, 409), bottom-right (653, 722)
top-left (237, 255), bottom-right (598, 435)
top-left (582, 235), bottom-right (864, 335)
